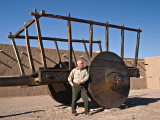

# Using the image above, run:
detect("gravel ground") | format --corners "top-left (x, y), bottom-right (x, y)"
top-left (0, 89), bottom-right (160, 120)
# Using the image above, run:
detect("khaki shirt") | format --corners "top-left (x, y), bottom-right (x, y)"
top-left (68, 67), bottom-right (89, 86)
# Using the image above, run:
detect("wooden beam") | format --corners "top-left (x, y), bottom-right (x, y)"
top-left (83, 40), bottom-right (89, 60)
top-left (68, 13), bottom-right (72, 70)
top-left (54, 40), bottom-right (62, 68)
top-left (7, 9), bottom-right (43, 38)
top-left (98, 40), bottom-right (102, 52)
top-left (25, 26), bottom-right (35, 73)
top-left (11, 18), bottom-right (35, 38)
top-left (30, 10), bottom-right (142, 32)
top-left (0, 76), bottom-right (39, 87)
top-left (13, 35), bottom-right (101, 43)
top-left (72, 47), bottom-right (77, 67)
top-left (89, 24), bottom-right (93, 58)
top-left (34, 10), bottom-right (47, 69)
top-left (121, 24), bottom-right (124, 59)
top-left (134, 28), bottom-right (141, 68)
top-left (105, 22), bottom-right (109, 51)
top-left (10, 32), bottom-right (25, 76)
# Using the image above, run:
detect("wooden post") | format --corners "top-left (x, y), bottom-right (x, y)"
top-left (83, 39), bottom-right (89, 60)
top-left (72, 47), bottom-right (77, 67)
top-left (10, 32), bottom-right (25, 75)
top-left (121, 24), bottom-right (124, 59)
top-left (54, 40), bottom-right (62, 68)
top-left (34, 9), bottom-right (47, 69)
top-left (25, 25), bottom-right (35, 73)
top-left (98, 40), bottom-right (102, 52)
top-left (68, 13), bottom-right (72, 70)
top-left (89, 24), bottom-right (93, 58)
top-left (105, 22), bottom-right (109, 51)
top-left (134, 28), bottom-right (140, 68)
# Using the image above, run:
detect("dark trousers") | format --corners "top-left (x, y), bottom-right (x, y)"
top-left (71, 83), bottom-right (89, 114)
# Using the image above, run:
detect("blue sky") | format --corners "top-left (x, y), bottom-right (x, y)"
top-left (0, 0), bottom-right (160, 58)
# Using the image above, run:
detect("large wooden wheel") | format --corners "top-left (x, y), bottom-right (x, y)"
top-left (88, 51), bottom-right (130, 108)
top-left (48, 82), bottom-right (72, 104)
top-left (47, 62), bottom-right (80, 104)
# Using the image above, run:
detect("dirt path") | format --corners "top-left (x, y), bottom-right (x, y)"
top-left (0, 89), bottom-right (160, 120)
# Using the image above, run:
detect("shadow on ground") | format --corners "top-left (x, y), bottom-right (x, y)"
top-left (69, 97), bottom-right (160, 110)
top-left (0, 110), bottom-right (44, 118)
top-left (55, 97), bottom-right (160, 115)
top-left (55, 100), bottom-right (104, 115)
top-left (55, 100), bottom-right (99, 109)
top-left (119, 97), bottom-right (160, 109)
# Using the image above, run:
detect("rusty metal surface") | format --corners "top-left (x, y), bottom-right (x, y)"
top-left (88, 52), bottom-right (130, 108)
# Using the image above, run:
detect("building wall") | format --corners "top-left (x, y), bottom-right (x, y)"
top-left (145, 57), bottom-right (160, 89)
top-left (124, 58), bottom-right (147, 90)
top-left (0, 43), bottom-right (151, 97)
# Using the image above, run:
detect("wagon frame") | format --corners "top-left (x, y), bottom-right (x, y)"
top-left (0, 9), bottom-right (142, 108)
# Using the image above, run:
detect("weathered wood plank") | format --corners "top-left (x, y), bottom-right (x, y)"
top-left (34, 14), bottom-right (47, 69)
top-left (98, 41), bottom-right (102, 52)
top-left (10, 32), bottom-right (25, 75)
top-left (13, 18), bottom-right (35, 38)
top-left (121, 24), bottom-right (124, 59)
top-left (72, 47), bottom-right (77, 67)
top-left (68, 13), bottom-right (72, 70)
top-left (83, 40), bottom-right (89, 60)
top-left (54, 40), bottom-right (62, 68)
top-left (134, 28), bottom-right (141, 68)
top-left (0, 76), bottom-right (39, 87)
top-left (25, 27), bottom-right (35, 73)
top-left (13, 35), bottom-right (101, 43)
top-left (30, 11), bottom-right (142, 32)
top-left (89, 24), bottom-right (93, 58)
top-left (105, 22), bottom-right (109, 51)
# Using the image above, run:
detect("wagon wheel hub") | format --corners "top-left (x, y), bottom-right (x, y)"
top-left (105, 72), bottom-right (122, 90)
